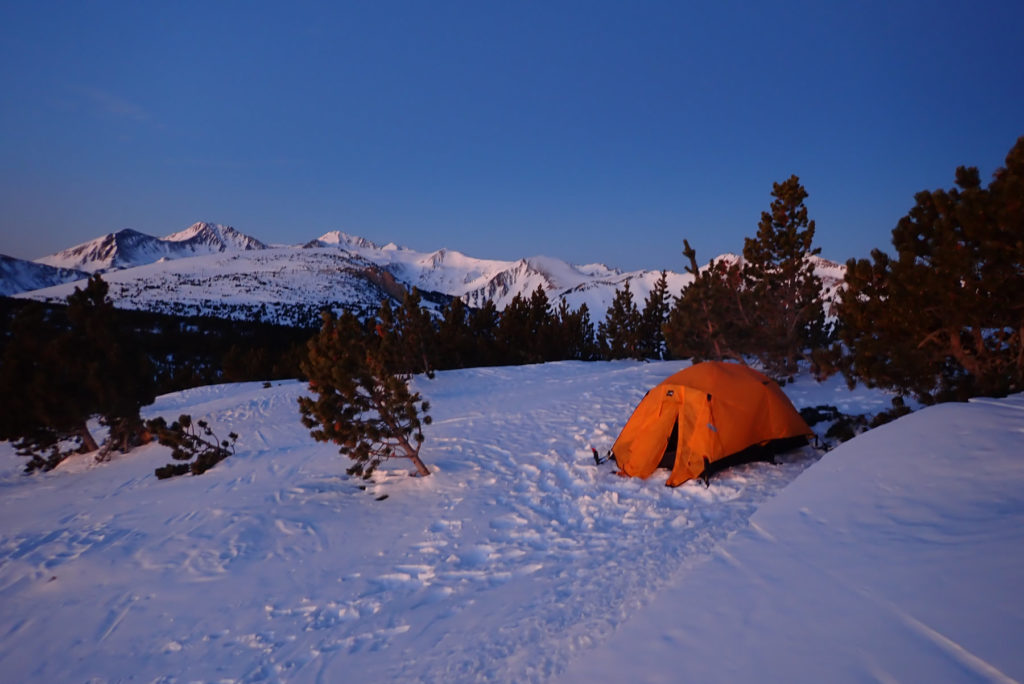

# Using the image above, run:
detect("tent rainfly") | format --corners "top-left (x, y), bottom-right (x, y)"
top-left (611, 361), bottom-right (813, 486)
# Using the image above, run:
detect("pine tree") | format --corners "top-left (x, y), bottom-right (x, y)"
top-left (436, 297), bottom-right (472, 369)
top-left (0, 275), bottom-right (155, 470)
top-left (468, 300), bottom-right (500, 367)
top-left (598, 281), bottom-right (642, 360)
top-left (373, 298), bottom-right (401, 368)
top-left (393, 288), bottom-right (437, 377)
top-left (742, 175), bottom-right (829, 376)
top-left (554, 300), bottom-right (597, 361)
top-left (663, 240), bottom-right (750, 362)
top-left (299, 310), bottom-right (432, 478)
top-left (828, 136), bottom-right (1024, 401)
top-left (497, 293), bottom-right (532, 364)
top-left (526, 285), bottom-right (557, 362)
top-left (68, 276), bottom-right (156, 456)
top-left (639, 271), bottom-right (671, 359)
top-left (0, 303), bottom-right (85, 469)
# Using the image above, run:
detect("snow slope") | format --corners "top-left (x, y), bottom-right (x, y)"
top-left (16, 248), bottom-right (401, 326)
top-left (2, 362), bottom-right (1010, 683)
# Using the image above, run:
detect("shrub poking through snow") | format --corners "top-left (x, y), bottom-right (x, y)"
top-left (298, 310), bottom-right (432, 479)
top-left (798, 403), bottom-right (872, 448)
top-left (147, 414), bottom-right (238, 479)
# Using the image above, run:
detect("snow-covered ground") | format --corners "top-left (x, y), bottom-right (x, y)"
top-left (560, 391), bottom-right (1024, 684)
top-left (1, 361), bottom-right (1020, 683)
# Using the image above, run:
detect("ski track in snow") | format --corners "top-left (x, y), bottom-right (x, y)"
top-left (0, 361), bottom-right (876, 683)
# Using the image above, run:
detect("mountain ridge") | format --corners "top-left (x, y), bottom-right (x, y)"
top-left (35, 222), bottom-right (267, 273)
top-left (8, 223), bottom-right (845, 327)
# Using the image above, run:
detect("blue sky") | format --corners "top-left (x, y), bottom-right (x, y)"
top-left (1, 1), bottom-right (1022, 271)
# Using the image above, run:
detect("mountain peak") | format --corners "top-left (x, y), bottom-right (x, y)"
top-left (312, 231), bottom-right (382, 251)
top-left (164, 222), bottom-right (266, 251)
top-left (34, 229), bottom-right (162, 273)
top-left (164, 221), bottom-right (223, 242)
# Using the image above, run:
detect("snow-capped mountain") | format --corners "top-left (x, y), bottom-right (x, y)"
top-left (0, 254), bottom-right (89, 297)
top-left (11, 224), bottom-right (846, 327)
top-left (34, 229), bottom-right (165, 273)
top-left (34, 223), bottom-right (266, 273)
top-left (306, 231), bottom-right (691, 313)
top-left (314, 231), bottom-right (846, 314)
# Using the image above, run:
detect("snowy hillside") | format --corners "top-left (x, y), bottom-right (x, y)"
top-left (18, 248), bottom-right (404, 327)
top-left (2, 361), bottom-right (1019, 682)
top-left (0, 254), bottom-right (88, 297)
top-left (34, 222), bottom-right (266, 273)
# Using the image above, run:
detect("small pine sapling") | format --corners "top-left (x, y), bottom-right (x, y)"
top-left (299, 311), bottom-right (433, 480)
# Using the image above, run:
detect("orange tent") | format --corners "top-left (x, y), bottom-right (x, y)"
top-left (612, 361), bottom-right (812, 486)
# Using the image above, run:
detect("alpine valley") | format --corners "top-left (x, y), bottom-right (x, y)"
top-left (3, 222), bottom-right (845, 327)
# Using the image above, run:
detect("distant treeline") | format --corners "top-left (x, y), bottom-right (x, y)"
top-left (0, 278), bottom-right (662, 391)
top-left (0, 296), bottom-right (311, 394)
